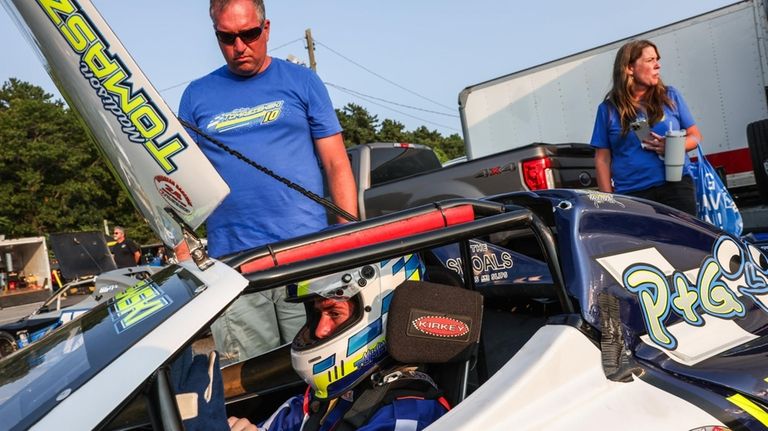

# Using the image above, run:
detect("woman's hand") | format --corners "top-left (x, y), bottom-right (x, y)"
top-left (642, 132), bottom-right (666, 155)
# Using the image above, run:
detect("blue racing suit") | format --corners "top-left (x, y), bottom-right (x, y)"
top-left (260, 386), bottom-right (449, 431)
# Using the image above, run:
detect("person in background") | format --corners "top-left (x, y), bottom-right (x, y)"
top-left (179, 0), bottom-right (358, 363)
top-left (109, 226), bottom-right (141, 268)
top-left (149, 246), bottom-right (168, 267)
top-left (590, 39), bottom-right (702, 215)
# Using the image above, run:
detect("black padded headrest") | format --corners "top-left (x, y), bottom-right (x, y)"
top-left (387, 281), bottom-right (483, 363)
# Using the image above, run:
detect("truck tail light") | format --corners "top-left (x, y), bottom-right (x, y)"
top-left (522, 157), bottom-right (554, 190)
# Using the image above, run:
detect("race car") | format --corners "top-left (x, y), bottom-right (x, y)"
top-left (3, 1), bottom-right (768, 429)
top-left (1, 191), bottom-right (768, 430)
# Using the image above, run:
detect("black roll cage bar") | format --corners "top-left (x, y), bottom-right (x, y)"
top-left (222, 198), bottom-right (574, 314)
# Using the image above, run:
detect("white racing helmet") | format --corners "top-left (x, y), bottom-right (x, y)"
top-left (286, 254), bottom-right (424, 399)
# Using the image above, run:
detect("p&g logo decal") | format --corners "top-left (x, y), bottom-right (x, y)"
top-left (598, 236), bottom-right (768, 351)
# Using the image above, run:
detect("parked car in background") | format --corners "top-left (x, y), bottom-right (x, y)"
top-left (347, 142), bottom-right (595, 219)
top-left (0, 265), bottom-right (160, 358)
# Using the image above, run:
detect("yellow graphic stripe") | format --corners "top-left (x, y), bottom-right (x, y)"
top-left (214, 110), bottom-right (268, 130)
top-left (727, 393), bottom-right (768, 426)
top-left (312, 337), bottom-right (385, 398)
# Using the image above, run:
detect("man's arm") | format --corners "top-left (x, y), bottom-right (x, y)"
top-left (130, 240), bottom-right (141, 265)
top-left (315, 133), bottom-right (358, 223)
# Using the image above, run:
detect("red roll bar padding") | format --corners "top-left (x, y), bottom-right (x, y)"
top-left (239, 205), bottom-right (475, 274)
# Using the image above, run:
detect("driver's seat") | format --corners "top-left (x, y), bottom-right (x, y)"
top-left (386, 280), bottom-right (483, 407)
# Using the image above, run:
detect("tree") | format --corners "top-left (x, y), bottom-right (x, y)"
top-left (439, 133), bottom-right (465, 161)
top-left (336, 103), bottom-right (378, 147)
top-left (377, 119), bottom-right (408, 143)
top-left (335, 103), bottom-right (466, 163)
top-left (0, 79), bottom-right (151, 243)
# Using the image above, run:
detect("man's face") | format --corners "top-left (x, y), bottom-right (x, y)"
top-left (113, 229), bottom-right (125, 243)
top-left (213, 0), bottom-right (270, 76)
top-left (314, 298), bottom-right (355, 339)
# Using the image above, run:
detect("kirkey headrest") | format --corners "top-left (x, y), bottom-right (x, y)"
top-left (387, 281), bottom-right (483, 364)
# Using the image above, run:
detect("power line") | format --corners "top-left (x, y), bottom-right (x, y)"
top-left (160, 80), bottom-right (191, 93)
top-left (154, 37), bottom-right (459, 131)
top-left (329, 84), bottom-right (460, 132)
top-left (314, 40), bottom-right (454, 112)
top-left (325, 82), bottom-right (458, 118)
top-left (270, 37), bottom-right (304, 53)
top-left (157, 38), bottom-right (304, 94)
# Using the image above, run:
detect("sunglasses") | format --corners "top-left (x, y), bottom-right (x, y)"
top-left (215, 24), bottom-right (264, 45)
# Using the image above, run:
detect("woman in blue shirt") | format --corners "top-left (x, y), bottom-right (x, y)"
top-left (590, 39), bottom-right (702, 214)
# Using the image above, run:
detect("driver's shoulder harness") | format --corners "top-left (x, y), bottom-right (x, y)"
top-left (303, 365), bottom-right (451, 431)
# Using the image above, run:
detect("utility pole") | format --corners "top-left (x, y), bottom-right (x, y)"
top-left (305, 28), bottom-right (317, 71)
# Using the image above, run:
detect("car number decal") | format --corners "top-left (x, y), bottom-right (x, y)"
top-left (109, 280), bottom-right (172, 333)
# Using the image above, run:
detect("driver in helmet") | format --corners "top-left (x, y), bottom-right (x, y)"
top-left (229, 255), bottom-right (450, 431)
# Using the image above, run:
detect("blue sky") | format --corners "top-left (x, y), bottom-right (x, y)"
top-left (0, 0), bottom-right (737, 137)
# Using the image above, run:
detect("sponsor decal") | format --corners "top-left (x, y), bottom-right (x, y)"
top-left (207, 101), bottom-right (283, 132)
top-left (444, 239), bottom-right (514, 283)
top-left (155, 175), bottom-right (193, 215)
top-left (98, 283), bottom-right (122, 294)
top-left (36, 0), bottom-right (187, 173)
top-left (407, 310), bottom-right (471, 341)
top-left (587, 192), bottom-right (626, 209)
top-left (109, 280), bottom-right (172, 333)
top-left (353, 340), bottom-right (386, 369)
top-left (597, 236), bottom-right (768, 350)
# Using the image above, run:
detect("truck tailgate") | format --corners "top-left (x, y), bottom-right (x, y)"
top-left (539, 143), bottom-right (596, 189)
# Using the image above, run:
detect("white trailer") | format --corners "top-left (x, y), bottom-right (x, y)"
top-left (459, 0), bottom-right (768, 196)
top-left (0, 236), bottom-right (52, 292)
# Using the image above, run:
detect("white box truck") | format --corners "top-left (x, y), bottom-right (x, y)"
top-left (459, 0), bottom-right (768, 203)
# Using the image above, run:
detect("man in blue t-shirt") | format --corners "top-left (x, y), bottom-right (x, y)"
top-left (179, 0), bottom-right (358, 363)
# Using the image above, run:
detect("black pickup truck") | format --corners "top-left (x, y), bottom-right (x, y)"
top-left (347, 142), bottom-right (596, 219)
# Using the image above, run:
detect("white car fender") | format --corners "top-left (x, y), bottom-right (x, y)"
top-left (428, 325), bottom-right (724, 431)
